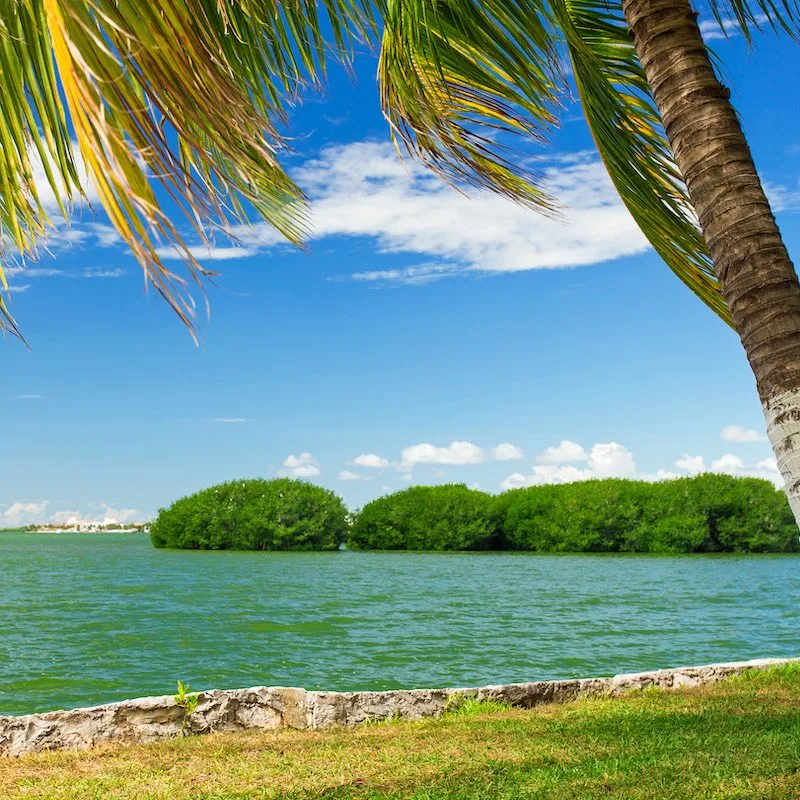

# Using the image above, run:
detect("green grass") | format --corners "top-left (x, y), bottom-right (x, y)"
top-left (3, 667), bottom-right (800, 799)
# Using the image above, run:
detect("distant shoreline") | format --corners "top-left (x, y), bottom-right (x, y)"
top-left (0, 528), bottom-right (148, 535)
top-left (32, 528), bottom-right (146, 534)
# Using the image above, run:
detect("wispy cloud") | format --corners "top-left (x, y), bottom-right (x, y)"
top-left (338, 470), bottom-right (364, 481)
top-left (537, 440), bottom-right (588, 464)
top-left (705, 454), bottom-right (780, 483)
top-left (400, 441), bottom-right (485, 470)
top-left (280, 452), bottom-right (321, 478)
top-left (83, 267), bottom-right (126, 279)
top-left (7, 268), bottom-right (64, 278)
top-left (149, 140), bottom-right (652, 276)
top-left (349, 264), bottom-right (461, 286)
top-left (765, 180), bottom-right (800, 213)
top-left (154, 245), bottom-right (258, 261)
top-left (299, 142), bottom-right (649, 282)
top-left (492, 443), bottom-right (524, 461)
top-left (352, 453), bottom-right (390, 469)
top-left (211, 417), bottom-right (249, 424)
top-left (6, 284), bottom-right (31, 294)
top-left (1, 501), bottom-right (49, 527)
top-left (14, 393), bottom-right (43, 400)
top-left (699, 13), bottom-right (769, 41)
top-left (721, 424), bottom-right (766, 443)
top-left (50, 502), bottom-right (143, 524)
top-left (6, 265), bottom-right (126, 281)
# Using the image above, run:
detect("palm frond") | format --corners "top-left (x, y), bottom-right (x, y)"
top-left (698, 0), bottom-right (800, 43)
top-left (551, 0), bottom-right (732, 324)
top-left (379, 0), bottom-right (566, 210)
top-left (379, 0), bottom-right (730, 324)
top-left (0, 0), bottom-right (378, 336)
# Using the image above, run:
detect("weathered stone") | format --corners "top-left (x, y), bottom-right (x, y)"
top-left (0, 657), bottom-right (795, 757)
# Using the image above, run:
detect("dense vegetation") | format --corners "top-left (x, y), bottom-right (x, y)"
top-left (150, 478), bottom-right (348, 551)
top-left (150, 474), bottom-right (797, 553)
top-left (348, 485), bottom-right (502, 551)
top-left (350, 475), bottom-right (797, 553)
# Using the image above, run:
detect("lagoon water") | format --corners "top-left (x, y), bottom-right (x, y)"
top-left (0, 531), bottom-right (798, 716)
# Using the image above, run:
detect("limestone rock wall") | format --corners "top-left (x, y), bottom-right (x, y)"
top-left (0, 657), bottom-right (796, 757)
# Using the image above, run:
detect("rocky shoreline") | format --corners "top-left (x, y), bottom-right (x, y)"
top-left (1, 657), bottom-right (796, 757)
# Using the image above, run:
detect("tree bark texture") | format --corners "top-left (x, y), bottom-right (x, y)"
top-left (621, 0), bottom-right (800, 521)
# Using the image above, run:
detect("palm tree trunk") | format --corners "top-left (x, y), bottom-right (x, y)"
top-left (621, 0), bottom-right (800, 523)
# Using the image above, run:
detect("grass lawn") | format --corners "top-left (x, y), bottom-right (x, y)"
top-left (2, 666), bottom-right (799, 799)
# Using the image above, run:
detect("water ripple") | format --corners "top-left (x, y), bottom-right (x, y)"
top-left (0, 533), bottom-right (798, 715)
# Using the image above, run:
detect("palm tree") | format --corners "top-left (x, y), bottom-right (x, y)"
top-left (2, 1), bottom-right (799, 520)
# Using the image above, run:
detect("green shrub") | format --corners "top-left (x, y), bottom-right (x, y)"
top-left (498, 474), bottom-right (797, 553)
top-left (150, 478), bottom-right (348, 551)
top-left (348, 484), bottom-right (502, 551)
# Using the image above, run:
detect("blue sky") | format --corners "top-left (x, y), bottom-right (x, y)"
top-left (2, 21), bottom-right (799, 524)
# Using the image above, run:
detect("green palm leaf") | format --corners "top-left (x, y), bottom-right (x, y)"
top-left (552, 0), bottom-right (732, 324)
top-left (379, 0), bottom-right (731, 325)
top-left (700, 0), bottom-right (800, 42)
top-left (379, 0), bottom-right (565, 210)
top-left (0, 0), bottom-right (377, 336)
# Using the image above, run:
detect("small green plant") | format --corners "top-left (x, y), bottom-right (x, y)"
top-left (174, 680), bottom-right (199, 732)
top-left (445, 694), bottom-right (513, 716)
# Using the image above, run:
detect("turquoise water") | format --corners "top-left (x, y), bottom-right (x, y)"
top-left (0, 531), bottom-right (797, 716)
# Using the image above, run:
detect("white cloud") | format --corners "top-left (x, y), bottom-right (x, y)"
top-left (650, 469), bottom-right (682, 481)
top-left (95, 503), bottom-right (141, 523)
top-left (587, 442), bottom-right (636, 477)
top-left (721, 424), bottom-right (766, 443)
top-left (709, 453), bottom-right (782, 485)
top-left (154, 245), bottom-right (258, 261)
top-left (338, 470), bottom-right (363, 481)
top-left (352, 453), bottom-right (390, 469)
top-left (349, 264), bottom-right (460, 286)
top-left (224, 223), bottom-right (288, 249)
top-left (157, 140), bottom-right (650, 271)
top-left (671, 451), bottom-right (781, 485)
top-left (1, 501), bottom-right (49, 527)
top-left (492, 443), bottom-right (523, 461)
top-left (86, 224), bottom-right (122, 247)
top-left (500, 473), bottom-right (525, 490)
top-left (281, 452), bottom-right (321, 478)
top-left (755, 457), bottom-right (782, 478)
top-left (14, 393), bottom-right (43, 400)
top-left (675, 454), bottom-right (706, 475)
top-left (49, 509), bottom-right (82, 524)
top-left (501, 465), bottom-right (587, 490)
top-left (764, 181), bottom-right (800, 213)
top-left (711, 453), bottom-right (744, 472)
top-left (6, 267), bottom-right (64, 278)
top-left (537, 440), bottom-right (588, 464)
top-left (503, 434), bottom-right (785, 492)
top-left (211, 417), bottom-right (249, 424)
top-left (502, 441), bottom-right (635, 489)
top-left (299, 142), bottom-right (649, 278)
top-left (83, 268), bottom-right (126, 279)
top-left (6, 264), bottom-right (125, 282)
top-left (9, 145), bottom-right (121, 261)
top-left (400, 440), bottom-right (484, 470)
top-left (29, 140), bottom-right (100, 213)
top-left (699, 13), bottom-right (768, 41)
top-left (48, 503), bottom-right (143, 524)
top-left (7, 284), bottom-right (31, 294)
